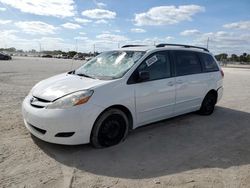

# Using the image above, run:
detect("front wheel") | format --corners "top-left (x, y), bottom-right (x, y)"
top-left (199, 92), bottom-right (217, 115)
top-left (91, 108), bottom-right (129, 148)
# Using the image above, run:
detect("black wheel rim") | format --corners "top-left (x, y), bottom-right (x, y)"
top-left (98, 114), bottom-right (127, 147)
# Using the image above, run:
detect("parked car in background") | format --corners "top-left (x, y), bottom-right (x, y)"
top-left (53, 54), bottom-right (69, 59)
top-left (85, 56), bottom-right (93, 61)
top-left (73, 53), bottom-right (85, 60)
top-left (0, 52), bottom-right (12, 60)
top-left (41, 54), bottom-right (53, 58)
top-left (22, 44), bottom-right (224, 148)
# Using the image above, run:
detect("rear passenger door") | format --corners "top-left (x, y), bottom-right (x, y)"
top-left (173, 50), bottom-right (208, 115)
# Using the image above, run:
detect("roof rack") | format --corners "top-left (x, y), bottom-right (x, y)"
top-left (121, 45), bottom-right (148, 48)
top-left (156, 43), bottom-right (209, 52)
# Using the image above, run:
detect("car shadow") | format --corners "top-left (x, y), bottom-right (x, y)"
top-left (34, 106), bottom-right (250, 179)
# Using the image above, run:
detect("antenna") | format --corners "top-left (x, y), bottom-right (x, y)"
top-left (206, 37), bottom-right (209, 49)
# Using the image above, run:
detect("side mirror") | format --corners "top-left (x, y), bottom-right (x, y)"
top-left (138, 71), bottom-right (150, 82)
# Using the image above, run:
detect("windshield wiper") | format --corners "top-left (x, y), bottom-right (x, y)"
top-left (76, 73), bottom-right (94, 79)
top-left (68, 70), bottom-right (95, 79)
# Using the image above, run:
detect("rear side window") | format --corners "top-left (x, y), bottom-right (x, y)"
top-left (199, 53), bottom-right (219, 72)
top-left (175, 51), bottom-right (202, 76)
top-left (137, 51), bottom-right (171, 81)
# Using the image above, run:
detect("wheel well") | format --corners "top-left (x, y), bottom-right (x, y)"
top-left (206, 89), bottom-right (218, 103)
top-left (96, 105), bottom-right (133, 131)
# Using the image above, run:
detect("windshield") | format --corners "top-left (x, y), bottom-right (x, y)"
top-left (75, 51), bottom-right (145, 80)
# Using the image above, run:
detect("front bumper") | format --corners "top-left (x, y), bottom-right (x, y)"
top-left (22, 95), bottom-right (104, 145)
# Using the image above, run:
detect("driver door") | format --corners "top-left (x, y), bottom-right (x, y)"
top-left (129, 51), bottom-right (176, 126)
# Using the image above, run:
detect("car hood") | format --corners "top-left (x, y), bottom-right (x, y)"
top-left (32, 73), bottom-right (110, 101)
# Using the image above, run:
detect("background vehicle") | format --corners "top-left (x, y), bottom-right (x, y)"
top-left (0, 52), bottom-right (12, 60)
top-left (73, 53), bottom-right (86, 60)
top-left (41, 54), bottom-right (53, 58)
top-left (22, 44), bottom-right (223, 148)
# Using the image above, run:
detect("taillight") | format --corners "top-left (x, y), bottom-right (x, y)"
top-left (220, 69), bottom-right (224, 78)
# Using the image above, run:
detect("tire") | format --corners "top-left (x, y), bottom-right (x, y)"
top-left (199, 92), bottom-right (217, 115)
top-left (91, 108), bottom-right (129, 148)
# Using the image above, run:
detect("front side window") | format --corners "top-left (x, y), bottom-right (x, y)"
top-left (175, 51), bottom-right (202, 76)
top-left (75, 51), bottom-right (145, 80)
top-left (136, 51), bottom-right (171, 81)
top-left (199, 53), bottom-right (219, 72)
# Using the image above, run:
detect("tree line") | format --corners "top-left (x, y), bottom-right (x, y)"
top-left (215, 53), bottom-right (250, 63)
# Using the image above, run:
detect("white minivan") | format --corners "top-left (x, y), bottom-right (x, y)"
top-left (22, 44), bottom-right (224, 147)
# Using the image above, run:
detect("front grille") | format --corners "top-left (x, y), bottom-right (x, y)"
top-left (30, 96), bottom-right (51, 108)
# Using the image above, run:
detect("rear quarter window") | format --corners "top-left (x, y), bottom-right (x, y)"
top-left (199, 53), bottom-right (219, 72)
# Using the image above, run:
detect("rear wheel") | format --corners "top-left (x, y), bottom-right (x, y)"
top-left (199, 92), bottom-right (217, 115)
top-left (91, 108), bottom-right (129, 148)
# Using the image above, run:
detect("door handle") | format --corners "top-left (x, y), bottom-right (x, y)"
top-left (176, 80), bottom-right (183, 84)
top-left (167, 81), bottom-right (174, 86)
top-left (210, 74), bottom-right (214, 78)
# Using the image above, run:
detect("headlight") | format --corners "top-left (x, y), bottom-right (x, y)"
top-left (46, 90), bottom-right (93, 109)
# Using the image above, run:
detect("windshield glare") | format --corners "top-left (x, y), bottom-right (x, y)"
top-left (75, 51), bottom-right (145, 80)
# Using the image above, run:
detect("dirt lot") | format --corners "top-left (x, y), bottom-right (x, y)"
top-left (1, 57), bottom-right (250, 188)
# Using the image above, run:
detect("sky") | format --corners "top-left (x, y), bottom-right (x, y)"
top-left (0, 0), bottom-right (250, 54)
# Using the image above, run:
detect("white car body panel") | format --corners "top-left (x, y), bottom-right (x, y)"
top-left (32, 73), bottom-right (112, 101)
top-left (175, 73), bottom-right (210, 115)
top-left (22, 95), bottom-right (105, 145)
top-left (133, 77), bottom-right (175, 126)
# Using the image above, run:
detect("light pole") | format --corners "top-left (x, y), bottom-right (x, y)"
top-left (93, 44), bottom-right (95, 55)
top-left (75, 39), bottom-right (78, 52)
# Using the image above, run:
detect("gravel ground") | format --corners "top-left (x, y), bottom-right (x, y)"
top-left (1, 57), bottom-right (250, 188)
